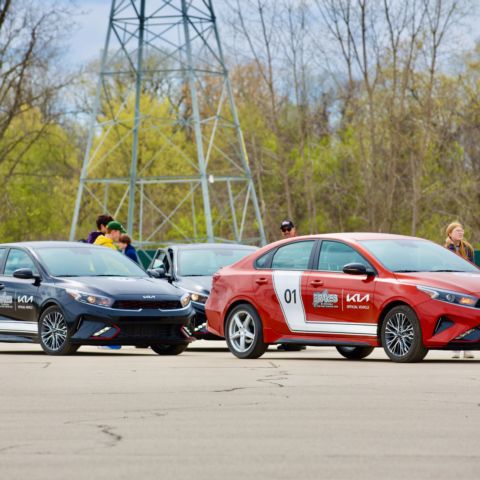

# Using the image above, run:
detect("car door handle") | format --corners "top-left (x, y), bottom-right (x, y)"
top-left (255, 277), bottom-right (268, 285)
top-left (310, 279), bottom-right (324, 286)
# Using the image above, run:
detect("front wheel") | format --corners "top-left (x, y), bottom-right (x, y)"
top-left (39, 306), bottom-right (79, 355)
top-left (381, 305), bottom-right (428, 363)
top-left (225, 304), bottom-right (268, 359)
top-left (336, 345), bottom-right (374, 360)
top-left (150, 344), bottom-right (188, 355)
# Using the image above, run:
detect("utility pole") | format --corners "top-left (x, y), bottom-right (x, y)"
top-left (70, 0), bottom-right (266, 247)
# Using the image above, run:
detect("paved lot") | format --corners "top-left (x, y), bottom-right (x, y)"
top-left (0, 343), bottom-right (479, 480)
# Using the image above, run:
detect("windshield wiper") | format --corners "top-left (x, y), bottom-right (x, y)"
top-left (428, 269), bottom-right (464, 272)
top-left (393, 269), bottom-right (419, 273)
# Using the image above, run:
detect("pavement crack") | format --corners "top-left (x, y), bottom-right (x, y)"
top-left (213, 387), bottom-right (246, 393)
top-left (98, 424), bottom-right (122, 447)
top-left (257, 370), bottom-right (289, 388)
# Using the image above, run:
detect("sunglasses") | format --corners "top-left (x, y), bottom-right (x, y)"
top-left (281, 227), bottom-right (292, 233)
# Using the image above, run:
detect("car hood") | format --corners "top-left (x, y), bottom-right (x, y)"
top-left (55, 276), bottom-right (184, 298)
top-left (174, 276), bottom-right (212, 295)
top-left (394, 272), bottom-right (480, 296)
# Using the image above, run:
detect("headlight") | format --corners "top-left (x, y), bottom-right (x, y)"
top-left (180, 293), bottom-right (191, 307)
top-left (417, 286), bottom-right (478, 307)
top-left (66, 288), bottom-right (114, 307)
top-left (190, 292), bottom-right (208, 304)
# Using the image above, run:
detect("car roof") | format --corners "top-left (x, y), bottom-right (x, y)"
top-left (0, 241), bottom-right (98, 249)
top-left (310, 232), bottom-right (422, 241)
top-left (165, 243), bottom-right (258, 250)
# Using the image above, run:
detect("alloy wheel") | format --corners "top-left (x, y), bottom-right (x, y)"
top-left (41, 311), bottom-right (68, 351)
top-left (384, 312), bottom-right (414, 357)
top-left (228, 310), bottom-right (256, 353)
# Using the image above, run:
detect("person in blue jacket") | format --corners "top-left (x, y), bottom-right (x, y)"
top-left (118, 234), bottom-right (139, 264)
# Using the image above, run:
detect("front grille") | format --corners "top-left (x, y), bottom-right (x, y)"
top-left (113, 300), bottom-right (182, 310)
top-left (119, 323), bottom-right (178, 339)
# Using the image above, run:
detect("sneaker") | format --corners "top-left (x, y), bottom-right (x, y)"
top-left (452, 352), bottom-right (460, 359)
top-left (464, 351), bottom-right (474, 359)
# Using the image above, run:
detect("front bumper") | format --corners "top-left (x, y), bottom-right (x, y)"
top-left (64, 301), bottom-right (196, 346)
top-left (417, 299), bottom-right (480, 349)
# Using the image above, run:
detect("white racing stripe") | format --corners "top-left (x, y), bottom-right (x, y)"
top-left (272, 271), bottom-right (376, 336)
top-left (0, 320), bottom-right (38, 333)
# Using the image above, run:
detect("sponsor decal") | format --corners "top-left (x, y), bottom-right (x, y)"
top-left (17, 295), bottom-right (34, 310)
top-left (344, 292), bottom-right (370, 310)
top-left (18, 295), bottom-right (33, 303)
top-left (143, 295), bottom-right (156, 299)
top-left (313, 289), bottom-right (339, 309)
top-left (0, 293), bottom-right (14, 309)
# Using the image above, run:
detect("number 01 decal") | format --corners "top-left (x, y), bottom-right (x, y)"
top-left (284, 289), bottom-right (297, 304)
top-left (272, 270), bottom-right (377, 336)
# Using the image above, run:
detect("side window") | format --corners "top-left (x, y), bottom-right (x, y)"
top-left (4, 249), bottom-right (38, 276)
top-left (271, 241), bottom-right (315, 270)
top-left (317, 241), bottom-right (370, 272)
top-left (255, 250), bottom-right (274, 269)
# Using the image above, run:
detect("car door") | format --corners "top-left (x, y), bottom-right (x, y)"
top-left (151, 249), bottom-right (172, 277)
top-left (0, 248), bottom-right (41, 331)
top-left (302, 240), bottom-right (377, 337)
top-left (0, 247), bottom-right (12, 323)
top-left (253, 240), bottom-right (317, 336)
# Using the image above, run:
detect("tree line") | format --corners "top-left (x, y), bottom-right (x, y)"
top-left (0, 0), bottom-right (479, 247)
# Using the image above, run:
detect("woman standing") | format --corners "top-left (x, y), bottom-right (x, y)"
top-left (444, 222), bottom-right (475, 359)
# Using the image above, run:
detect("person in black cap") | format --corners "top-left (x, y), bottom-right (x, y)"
top-left (280, 219), bottom-right (297, 239)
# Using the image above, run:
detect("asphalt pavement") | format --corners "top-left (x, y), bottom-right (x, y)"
top-left (0, 343), bottom-right (479, 479)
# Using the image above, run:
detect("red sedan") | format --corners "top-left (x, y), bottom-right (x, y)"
top-left (206, 233), bottom-right (480, 362)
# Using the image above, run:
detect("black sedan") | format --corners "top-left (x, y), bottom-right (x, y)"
top-left (0, 242), bottom-right (195, 355)
top-left (148, 243), bottom-right (257, 338)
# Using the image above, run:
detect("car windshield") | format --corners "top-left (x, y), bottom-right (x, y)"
top-left (35, 246), bottom-right (147, 277)
top-left (360, 239), bottom-right (479, 273)
top-left (177, 247), bottom-right (256, 276)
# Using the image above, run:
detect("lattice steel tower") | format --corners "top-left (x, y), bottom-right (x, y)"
top-left (70, 0), bottom-right (266, 246)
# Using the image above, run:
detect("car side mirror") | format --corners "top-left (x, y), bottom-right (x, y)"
top-left (13, 268), bottom-right (41, 284)
top-left (13, 268), bottom-right (35, 279)
top-left (147, 267), bottom-right (166, 279)
top-left (343, 263), bottom-right (374, 276)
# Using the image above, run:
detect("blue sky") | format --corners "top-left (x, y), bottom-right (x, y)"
top-left (63, 0), bottom-right (112, 65)
top-left (63, 0), bottom-right (479, 67)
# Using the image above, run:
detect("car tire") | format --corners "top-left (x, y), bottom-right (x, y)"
top-left (381, 305), bottom-right (428, 363)
top-left (39, 306), bottom-right (79, 355)
top-left (225, 303), bottom-right (268, 359)
top-left (150, 344), bottom-right (188, 355)
top-left (336, 345), bottom-right (374, 360)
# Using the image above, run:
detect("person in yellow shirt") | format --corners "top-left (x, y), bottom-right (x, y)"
top-left (93, 221), bottom-right (126, 250)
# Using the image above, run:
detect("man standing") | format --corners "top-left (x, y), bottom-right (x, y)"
top-left (93, 221), bottom-right (126, 250)
top-left (87, 215), bottom-right (114, 244)
top-left (280, 219), bottom-right (297, 238)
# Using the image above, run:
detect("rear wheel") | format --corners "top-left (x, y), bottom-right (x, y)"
top-left (39, 306), bottom-right (79, 355)
top-left (381, 305), bottom-right (428, 363)
top-left (336, 345), bottom-right (374, 360)
top-left (225, 304), bottom-right (267, 359)
top-left (150, 344), bottom-right (188, 355)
